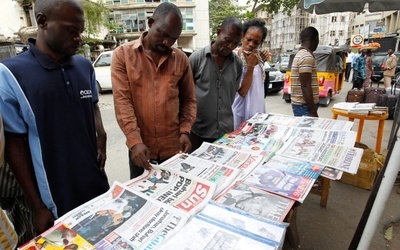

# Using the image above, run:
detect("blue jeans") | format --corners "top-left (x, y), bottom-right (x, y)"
top-left (292, 103), bottom-right (319, 117)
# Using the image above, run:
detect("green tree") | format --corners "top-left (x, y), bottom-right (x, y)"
top-left (82, 0), bottom-right (112, 40)
top-left (209, 0), bottom-right (253, 41)
top-left (248, 0), bottom-right (300, 15)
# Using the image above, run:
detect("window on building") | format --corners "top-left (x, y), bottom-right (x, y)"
top-left (339, 30), bottom-right (344, 36)
top-left (330, 30), bottom-right (336, 36)
top-left (311, 18), bottom-right (316, 24)
top-left (341, 16), bottom-right (345, 22)
top-left (331, 16), bottom-right (337, 22)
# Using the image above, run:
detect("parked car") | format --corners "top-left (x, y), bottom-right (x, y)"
top-left (277, 56), bottom-right (290, 73)
top-left (93, 51), bottom-right (113, 94)
top-left (371, 52), bottom-right (400, 83)
top-left (264, 62), bottom-right (284, 96)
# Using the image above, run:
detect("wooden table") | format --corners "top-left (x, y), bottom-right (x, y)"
top-left (331, 108), bottom-right (388, 154)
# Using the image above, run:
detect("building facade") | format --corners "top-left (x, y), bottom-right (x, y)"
top-left (0, 0), bottom-right (210, 53)
top-left (105, 0), bottom-right (209, 51)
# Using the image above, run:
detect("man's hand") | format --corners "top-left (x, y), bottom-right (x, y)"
top-left (130, 143), bottom-right (151, 170)
top-left (97, 132), bottom-right (107, 171)
top-left (32, 207), bottom-right (55, 234)
top-left (179, 133), bottom-right (192, 153)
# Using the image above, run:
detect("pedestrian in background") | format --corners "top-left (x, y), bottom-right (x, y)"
top-left (345, 48), bottom-right (355, 82)
top-left (111, 2), bottom-right (197, 178)
top-left (382, 48), bottom-right (398, 91)
top-left (290, 26), bottom-right (320, 117)
top-left (352, 49), bottom-right (362, 84)
top-left (353, 49), bottom-right (366, 90)
top-left (189, 17), bottom-right (243, 151)
top-left (232, 18), bottom-right (268, 130)
top-left (0, 0), bottom-right (109, 234)
top-left (364, 49), bottom-right (373, 89)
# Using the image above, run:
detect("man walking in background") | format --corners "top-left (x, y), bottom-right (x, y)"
top-left (383, 48), bottom-right (398, 91)
top-left (345, 48), bottom-right (355, 82)
top-left (290, 26), bottom-right (320, 117)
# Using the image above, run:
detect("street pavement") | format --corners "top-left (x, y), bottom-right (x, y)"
top-left (98, 79), bottom-right (400, 250)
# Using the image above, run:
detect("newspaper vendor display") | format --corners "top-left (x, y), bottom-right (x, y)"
top-left (19, 182), bottom-right (191, 249)
top-left (18, 112), bottom-right (363, 250)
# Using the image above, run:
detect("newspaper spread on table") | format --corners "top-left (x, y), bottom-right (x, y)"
top-left (229, 121), bottom-right (356, 146)
top-left (159, 153), bottom-right (241, 198)
top-left (159, 202), bottom-right (287, 250)
top-left (124, 165), bottom-right (216, 215)
top-left (214, 135), bottom-right (284, 159)
top-left (247, 112), bottom-right (354, 131)
top-left (190, 142), bottom-right (264, 179)
top-left (19, 182), bottom-right (190, 250)
top-left (276, 137), bottom-right (363, 174)
top-left (214, 182), bottom-right (295, 222)
top-left (243, 164), bottom-right (315, 203)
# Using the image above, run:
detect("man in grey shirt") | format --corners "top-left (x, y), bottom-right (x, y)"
top-left (189, 17), bottom-right (243, 151)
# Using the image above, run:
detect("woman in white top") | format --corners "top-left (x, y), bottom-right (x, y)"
top-left (232, 18), bottom-right (268, 129)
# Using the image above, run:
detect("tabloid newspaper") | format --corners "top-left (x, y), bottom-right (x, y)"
top-left (159, 153), bottom-right (241, 198)
top-left (243, 167), bottom-right (315, 203)
top-left (247, 112), bottom-right (354, 131)
top-left (19, 182), bottom-right (189, 250)
top-left (214, 182), bottom-right (295, 222)
top-left (124, 165), bottom-right (216, 216)
top-left (260, 155), bottom-right (324, 179)
top-left (225, 121), bottom-right (356, 146)
top-left (18, 222), bottom-right (94, 249)
top-left (190, 142), bottom-right (264, 179)
top-left (159, 202), bottom-right (287, 250)
top-left (214, 135), bottom-right (284, 158)
top-left (276, 137), bottom-right (363, 174)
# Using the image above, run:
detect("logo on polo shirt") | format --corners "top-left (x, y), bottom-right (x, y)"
top-left (80, 89), bottom-right (92, 99)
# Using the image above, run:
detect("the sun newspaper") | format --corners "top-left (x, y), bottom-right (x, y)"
top-left (159, 153), bottom-right (241, 198)
top-left (125, 165), bottom-right (216, 216)
top-left (19, 182), bottom-right (190, 250)
top-left (158, 202), bottom-right (287, 250)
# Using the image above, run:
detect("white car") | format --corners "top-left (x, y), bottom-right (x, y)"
top-left (93, 51), bottom-right (113, 94)
top-left (263, 62), bottom-right (284, 95)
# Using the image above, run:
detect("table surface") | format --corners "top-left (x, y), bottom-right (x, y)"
top-left (331, 108), bottom-right (389, 120)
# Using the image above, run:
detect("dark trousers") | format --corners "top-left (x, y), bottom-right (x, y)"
top-left (189, 132), bottom-right (218, 153)
top-left (352, 77), bottom-right (364, 90)
top-left (345, 63), bottom-right (352, 81)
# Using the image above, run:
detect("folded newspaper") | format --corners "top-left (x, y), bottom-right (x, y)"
top-left (214, 182), bottom-right (295, 222)
top-left (125, 165), bottom-right (216, 215)
top-left (159, 153), bottom-right (241, 198)
top-left (190, 142), bottom-right (265, 180)
top-left (19, 182), bottom-right (190, 250)
top-left (159, 201), bottom-right (287, 250)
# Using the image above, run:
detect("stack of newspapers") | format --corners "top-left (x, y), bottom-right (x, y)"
top-left (18, 113), bottom-right (364, 250)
